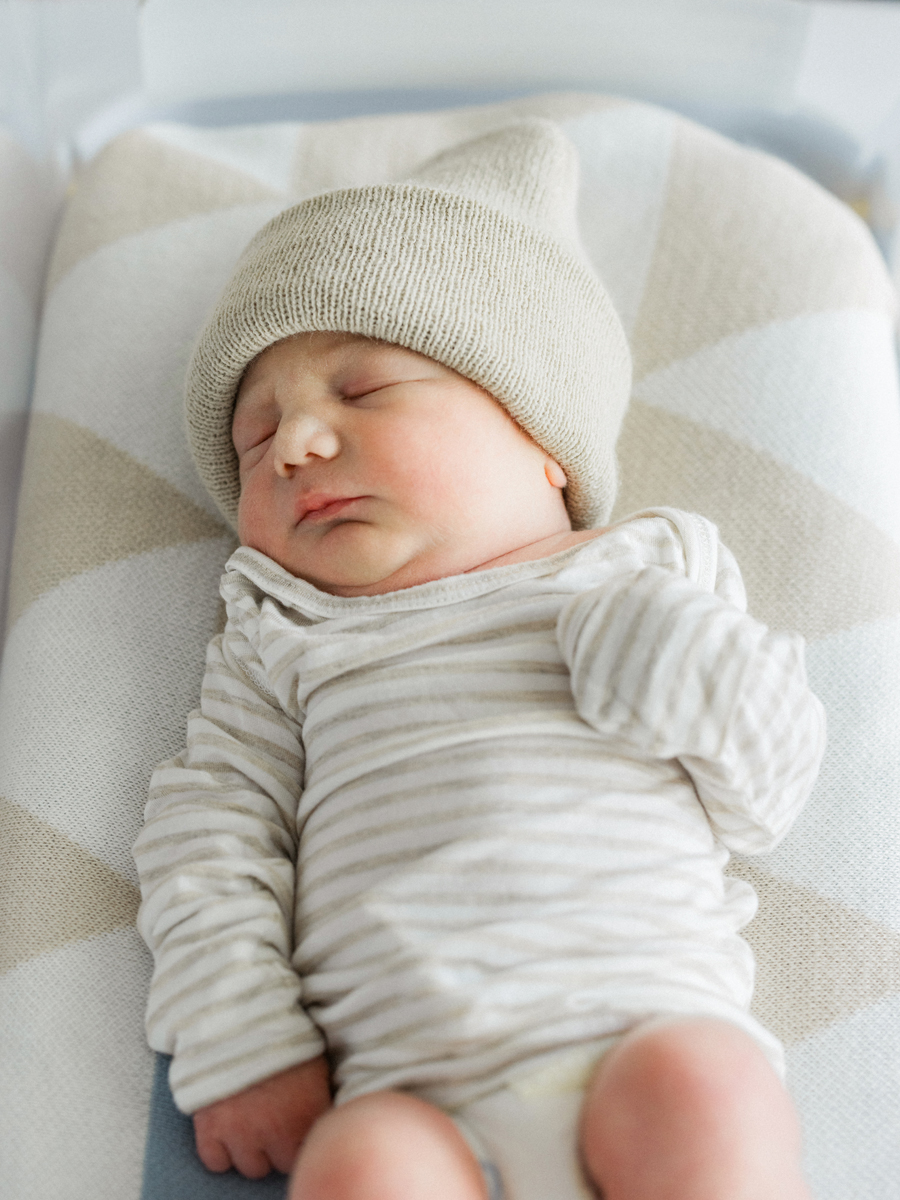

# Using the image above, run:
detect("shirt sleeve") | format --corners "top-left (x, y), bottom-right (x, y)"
top-left (556, 564), bottom-right (826, 854)
top-left (133, 623), bottom-right (325, 1114)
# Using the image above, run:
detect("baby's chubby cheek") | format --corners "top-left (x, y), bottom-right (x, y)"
top-left (235, 480), bottom-right (281, 555)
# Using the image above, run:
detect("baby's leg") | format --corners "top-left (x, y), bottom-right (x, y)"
top-left (579, 1017), bottom-right (811, 1200)
top-left (289, 1090), bottom-right (490, 1200)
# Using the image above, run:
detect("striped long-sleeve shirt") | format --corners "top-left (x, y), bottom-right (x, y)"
top-left (134, 508), bottom-right (826, 1114)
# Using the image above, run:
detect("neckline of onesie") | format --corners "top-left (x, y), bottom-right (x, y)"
top-left (224, 507), bottom-right (692, 617)
top-left (226, 533), bottom-right (613, 617)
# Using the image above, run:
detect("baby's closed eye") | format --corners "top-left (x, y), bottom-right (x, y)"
top-left (338, 377), bottom-right (409, 404)
top-left (234, 427), bottom-right (276, 462)
top-left (240, 427), bottom-right (273, 448)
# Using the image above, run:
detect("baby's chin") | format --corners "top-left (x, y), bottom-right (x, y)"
top-left (247, 522), bottom-right (455, 596)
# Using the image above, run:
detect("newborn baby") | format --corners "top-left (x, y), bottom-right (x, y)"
top-left (134, 120), bottom-right (825, 1200)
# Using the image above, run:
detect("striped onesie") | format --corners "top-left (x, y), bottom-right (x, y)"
top-left (134, 507), bottom-right (826, 1116)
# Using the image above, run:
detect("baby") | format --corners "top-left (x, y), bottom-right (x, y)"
top-left (134, 119), bottom-right (825, 1200)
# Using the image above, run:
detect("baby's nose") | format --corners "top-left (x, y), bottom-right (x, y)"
top-left (273, 416), bottom-right (340, 476)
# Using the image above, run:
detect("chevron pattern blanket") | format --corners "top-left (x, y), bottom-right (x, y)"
top-left (1, 92), bottom-right (898, 1199)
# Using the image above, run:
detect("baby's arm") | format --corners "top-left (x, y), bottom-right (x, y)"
top-left (558, 565), bottom-right (826, 852)
top-left (134, 624), bottom-right (329, 1161)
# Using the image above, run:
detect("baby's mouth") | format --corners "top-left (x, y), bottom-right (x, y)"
top-left (297, 495), bottom-right (367, 524)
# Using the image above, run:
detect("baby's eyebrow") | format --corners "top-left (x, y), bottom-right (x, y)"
top-left (234, 379), bottom-right (275, 412)
top-left (340, 362), bottom-right (405, 387)
top-left (341, 345), bottom-right (436, 380)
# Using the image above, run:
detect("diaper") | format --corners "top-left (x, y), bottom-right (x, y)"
top-left (447, 1038), bottom-right (620, 1200)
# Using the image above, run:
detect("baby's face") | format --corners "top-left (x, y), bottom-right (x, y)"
top-left (232, 332), bottom-right (570, 595)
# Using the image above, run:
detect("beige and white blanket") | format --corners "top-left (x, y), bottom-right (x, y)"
top-left (1, 92), bottom-right (898, 1200)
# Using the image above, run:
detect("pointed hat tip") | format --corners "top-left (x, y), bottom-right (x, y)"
top-left (407, 118), bottom-right (580, 241)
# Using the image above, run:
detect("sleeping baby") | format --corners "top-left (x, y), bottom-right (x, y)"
top-left (133, 119), bottom-right (825, 1200)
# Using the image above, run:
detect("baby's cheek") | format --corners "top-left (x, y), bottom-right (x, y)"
top-left (236, 477), bottom-right (272, 549)
top-left (391, 432), bottom-right (480, 498)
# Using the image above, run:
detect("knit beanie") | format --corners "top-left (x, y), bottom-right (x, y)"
top-left (185, 118), bottom-right (632, 531)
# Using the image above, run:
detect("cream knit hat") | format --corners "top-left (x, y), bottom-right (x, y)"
top-left (185, 118), bottom-right (632, 531)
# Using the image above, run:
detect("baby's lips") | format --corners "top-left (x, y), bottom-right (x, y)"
top-left (296, 494), bottom-right (368, 523)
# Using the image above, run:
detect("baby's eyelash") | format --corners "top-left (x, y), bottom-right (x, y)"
top-left (341, 381), bottom-right (399, 402)
top-left (341, 385), bottom-right (380, 398)
top-left (239, 430), bottom-right (274, 453)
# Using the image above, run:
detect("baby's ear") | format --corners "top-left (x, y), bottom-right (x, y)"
top-left (544, 460), bottom-right (567, 489)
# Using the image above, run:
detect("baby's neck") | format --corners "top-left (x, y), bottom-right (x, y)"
top-left (467, 527), bottom-right (605, 574)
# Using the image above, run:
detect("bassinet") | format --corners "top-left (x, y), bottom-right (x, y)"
top-left (2, 5), bottom-right (900, 1199)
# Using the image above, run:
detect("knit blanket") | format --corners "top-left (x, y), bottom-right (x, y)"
top-left (1, 91), bottom-right (898, 1200)
top-left (0, 128), bottom-right (52, 638)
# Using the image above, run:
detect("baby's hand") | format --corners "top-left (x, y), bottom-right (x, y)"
top-left (193, 1055), bottom-right (332, 1178)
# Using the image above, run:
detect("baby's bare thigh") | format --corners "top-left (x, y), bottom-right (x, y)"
top-left (288, 1089), bottom-right (490, 1200)
top-left (580, 1017), bottom-right (811, 1200)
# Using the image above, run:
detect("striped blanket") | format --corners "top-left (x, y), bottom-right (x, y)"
top-left (1, 91), bottom-right (898, 1200)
